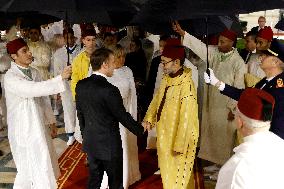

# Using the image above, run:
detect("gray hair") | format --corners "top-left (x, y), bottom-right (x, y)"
top-left (236, 108), bottom-right (271, 130)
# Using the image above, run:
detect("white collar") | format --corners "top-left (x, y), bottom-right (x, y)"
top-left (14, 62), bottom-right (30, 70)
top-left (243, 131), bottom-right (270, 143)
top-left (93, 71), bottom-right (107, 78)
top-left (252, 49), bottom-right (256, 53)
top-left (220, 47), bottom-right (235, 56)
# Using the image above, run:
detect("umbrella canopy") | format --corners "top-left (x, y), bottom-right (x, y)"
top-left (133, 15), bottom-right (243, 37)
top-left (132, 0), bottom-right (284, 23)
top-left (184, 16), bottom-right (243, 37)
top-left (0, 0), bottom-right (137, 27)
top-left (275, 18), bottom-right (284, 31)
top-left (0, 0), bottom-right (76, 12)
top-left (0, 11), bottom-right (60, 30)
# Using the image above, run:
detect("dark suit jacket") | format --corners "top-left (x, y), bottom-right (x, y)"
top-left (250, 26), bottom-right (259, 34)
top-left (221, 72), bottom-right (284, 139)
top-left (239, 49), bottom-right (250, 63)
top-left (75, 74), bottom-right (144, 160)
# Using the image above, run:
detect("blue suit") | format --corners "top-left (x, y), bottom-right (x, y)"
top-left (221, 72), bottom-right (284, 139)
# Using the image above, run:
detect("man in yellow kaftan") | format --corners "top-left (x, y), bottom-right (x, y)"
top-left (143, 38), bottom-right (199, 189)
top-left (71, 29), bottom-right (97, 99)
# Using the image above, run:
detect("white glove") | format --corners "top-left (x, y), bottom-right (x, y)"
top-left (203, 68), bottom-right (220, 86)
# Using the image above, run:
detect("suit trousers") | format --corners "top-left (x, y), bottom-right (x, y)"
top-left (87, 153), bottom-right (123, 189)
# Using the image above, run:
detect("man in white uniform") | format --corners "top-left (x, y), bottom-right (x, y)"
top-left (4, 38), bottom-right (72, 189)
top-left (216, 88), bottom-right (284, 189)
top-left (53, 28), bottom-right (81, 145)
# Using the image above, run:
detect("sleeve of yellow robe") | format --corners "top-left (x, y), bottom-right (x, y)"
top-left (173, 76), bottom-right (199, 154)
top-left (71, 57), bottom-right (80, 100)
top-left (143, 76), bottom-right (167, 127)
top-left (143, 89), bottom-right (159, 127)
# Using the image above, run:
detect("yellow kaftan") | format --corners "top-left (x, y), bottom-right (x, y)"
top-left (71, 51), bottom-right (90, 100)
top-left (144, 67), bottom-right (199, 189)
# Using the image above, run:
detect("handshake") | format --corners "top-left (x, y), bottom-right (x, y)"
top-left (142, 121), bottom-right (152, 132)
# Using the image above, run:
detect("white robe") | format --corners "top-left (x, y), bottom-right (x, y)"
top-left (100, 66), bottom-right (141, 189)
top-left (28, 40), bottom-right (52, 80)
top-left (4, 63), bottom-right (65, 189)
top-left (216, 131), bottom-right (284, 189)
top-left (53, 45), bottom-right (81, 134)
top-left (41, 20), bottom-right (64, 42)
top-left (0, 41), bottom-right (11, 129)
top-left (183, 32), bottom-right (247, 165)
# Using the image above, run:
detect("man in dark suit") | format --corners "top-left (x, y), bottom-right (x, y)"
top-left (239, 31), bottom-right (257, 63)
top-left (250, 16), bottom-right (266, 33)
top-left (75, 48), bottom-right (146, 189)
top-left (204, 39), bottom-right (284, 139)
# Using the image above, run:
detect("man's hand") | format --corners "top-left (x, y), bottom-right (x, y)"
top-left (227, 110), bottom-right (235, 121)
top-left (172, 21), bottom-right (185, 36)
top-left (142, 121), bottom-right (152, 132)
top-left (49, 123), bottom-right (58, 139)
top-left (61, 65), bottom-right (72, 79)
top-left (204, 68), bottom-right (220, 86)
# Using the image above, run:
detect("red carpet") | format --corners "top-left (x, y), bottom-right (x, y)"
top-left (57, 142), bottom-right (205, 189)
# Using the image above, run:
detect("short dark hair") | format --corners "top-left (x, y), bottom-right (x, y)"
top-left (246, 30), bottom-right (257, 41)
top-left (90, 48), bottom-right (113, 71)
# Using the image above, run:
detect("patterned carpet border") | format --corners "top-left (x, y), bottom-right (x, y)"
top-left (56, 143), bottom-right (205, 189)
top-left (57, 142), bottom-right (85, 189)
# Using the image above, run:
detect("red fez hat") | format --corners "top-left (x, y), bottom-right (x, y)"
top-left (162, 38), bottom-right (185, 60)
top-left (257, 26), bottom-right (273, 41)
top-left (219, 29), bottom-right (237, 41)
top-left (238, 88), bottom-right (275, 122)
top-left (81, 29), bottom-right (96, 38)
top-left (6, 38), bottom-right (27, 54)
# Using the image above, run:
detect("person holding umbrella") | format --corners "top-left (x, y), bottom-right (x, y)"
top-left (53, 28), bottom-right (81, 145)
top-left (204, 39), bottom-right (284, 140)
top-left (173, 21), bottom-right (247, 179)
top-left (4, 38), bottom-right (72, 189)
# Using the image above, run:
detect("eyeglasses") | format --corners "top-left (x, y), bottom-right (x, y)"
top-left (161, 59), bottom-right (175, 66)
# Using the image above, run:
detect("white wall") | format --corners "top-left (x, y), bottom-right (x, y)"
top-left (239, 9), bottom-right (281, 33)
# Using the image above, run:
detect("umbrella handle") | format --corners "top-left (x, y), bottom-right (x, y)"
top-left (205, 17), bottom-right (210, 85)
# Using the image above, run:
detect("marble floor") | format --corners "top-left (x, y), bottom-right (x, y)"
top-left (0, 113), bottom-right (69, 189)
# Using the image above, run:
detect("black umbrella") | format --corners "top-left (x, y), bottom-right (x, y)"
top-left (0, 0), bottom-right (76, 12)
top-left (0, 11), bottom-right (60, 30)
top-left (132, 15), bottom-right (243, 37)
top-left (132, 0), bottom-right (284, 22)
top-left (19, 12), bottom-right (61, 29)
top-left (235, 0), bottom-right (284, 14)
top-left (275, 18), bottom-right (284, 31)
top-left (1, 0), bottom-right (137, 27)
